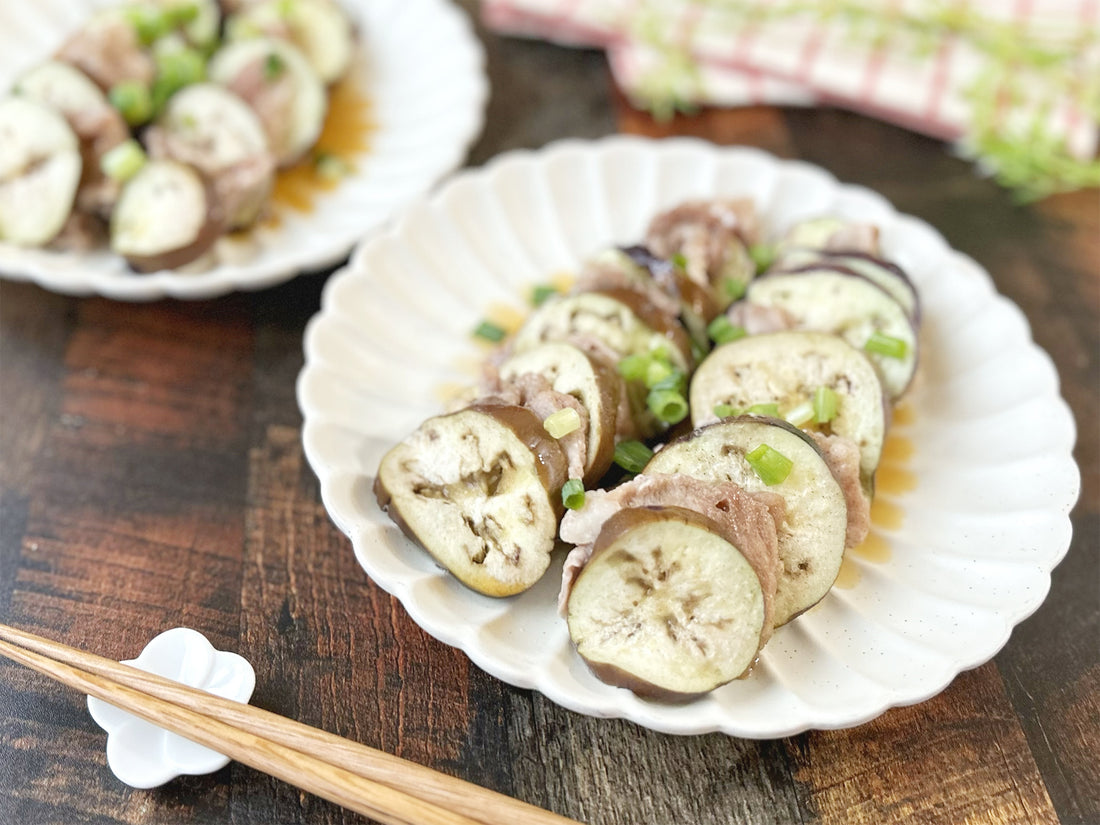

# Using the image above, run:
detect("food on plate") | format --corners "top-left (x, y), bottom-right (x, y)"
top-left (566, 504), bottom-right (775, 700)
top-left (0, 0), bottom-right (359, 270)
top-left (110, 159), bottom-right (219, 271)
top-left (689, 330), bottom-right (887, 487)
top-left (643, 417), bottom-right (849, 626)
top-left (0, 97), bottom-right (83, 247)
top-left (373, 203), bottom-right (922, 700)
top-left (374, 404), bottom-right (568, 597)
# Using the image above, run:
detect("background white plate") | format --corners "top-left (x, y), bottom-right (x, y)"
top-left (0, 0), bottom-right (487, 301)
top-left (297, 137), bottom-right (1079, 737)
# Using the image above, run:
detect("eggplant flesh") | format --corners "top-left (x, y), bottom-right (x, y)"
top-left (567, 505), bottom-right (767, 700)
top-left (689, 330), bottom-right (887, 483)
top-left (228, 0), bottom-right (355, 84)
top-left (0, 97), bottom-right (82, 247)
top-left (745, 269), bottom-right (918, 400)
top-left (645, 417), bottom-right (848, 627)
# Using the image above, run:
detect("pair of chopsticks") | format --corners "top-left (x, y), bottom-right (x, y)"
top-left (0, 624), bottom-right (584, 825)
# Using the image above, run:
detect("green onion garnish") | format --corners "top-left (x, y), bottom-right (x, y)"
top-left (544, 407), bottom-right (581, 439)
top-left (473, 321), bottom-right (506, 342)
top-left (264, 52), bottom-right (286, 81)
top-left (721, 277), bottom-right (746, 301)
top-left (670, 252), bottom-right (688, 269)
top-left (156, 47), bottom-right (206, 90)
top-left (100, 139), bottom-right (146, 182)
top-left (863, 332), bottom-right (909, 359)
top-left (647, 388), bottom-right (688, 424)
top-left (745, 444), bottom-right (793, 486)
top-left (314, 152), bottom-right (353, 181)
top-left (531, 284), bottom-right (558, 306)
top-left (813, 386), bottom-right (839, 423)
top-left (561, 478), bottom-right (585, 510)
top-left (165, 2), bottom-right (200, 26)
top-left (617, 353), bottom-right (650, 382)
top-left (125, 5), bottom-right (169, 45)
top-left (644, 358), bottom-right (674, 388)
top-left (747, 402), bottom-right (780, 417)
top-left (749, 243), bottom-right (775, 273)
top-left (707, 315), bottom-right (746, 345)
top-left (714, 403), bottom-right (740, 419)
top-left (649, 369), bottom-right (685, 394)
top-left (614, 440), bottom-right (653, 474)
top-left (108, 81), bottom-right (154, 126)
top-left (784, 400), bottom-right (815, 427)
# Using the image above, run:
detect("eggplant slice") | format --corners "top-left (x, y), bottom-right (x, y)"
top-left (498, 341), bottom-right (622, 486)
top-left (690, 330), bottom-right (887, 484)
top-left (744, 269), bottom-right (918, 399)
top-left (110, 159), bottom-right (219, 272)
top-left (146, 83), bottom-right (275, 230)
top-left (567, 505), bottom-right (769, 700)
top-left (645, 416), bottom-right (848, 626)
top-left (208, 38), bottom-right (327, 167)
top-left (374, 404), bottom-right (568, 597)
top-left (0, 97), bottom-right (82, 247)
top-left (227, 0), bottom-right (355, 85)
top-left (772, 250), bottom-right (920, 323)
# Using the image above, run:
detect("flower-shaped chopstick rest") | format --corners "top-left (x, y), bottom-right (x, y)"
top-left (87, 628), bottom-right (256, 788)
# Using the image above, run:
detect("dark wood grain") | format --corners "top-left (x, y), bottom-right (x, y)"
top-left (2, 7), bottom-right (1098, 825)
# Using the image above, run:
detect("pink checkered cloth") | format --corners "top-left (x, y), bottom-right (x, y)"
top-left (482, 0), bottom-right (1099, 161)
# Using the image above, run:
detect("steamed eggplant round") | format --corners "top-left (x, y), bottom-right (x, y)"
top-left (0, 97), bottom-right (83, 247)
top-left (498, 341), bottom-right (622, 486)
top-left (690, 330), bottom-right (887, 483)
top-left (744, 269), bottom-right (919, 399)
top-left (227, 0), bottom-right (355, 84)
top-left (645, 417), bottom-right (848, 626)
top-left (146, 83), bottom-right (275, 229)
top-left (567, 505), bottom-right (769, 700)
top-left (374, 404), bottom-right (568, 597)
top-left (208, 38), bottom-right (326, 167)
top-left (110, 159), bottom-right (219, 271)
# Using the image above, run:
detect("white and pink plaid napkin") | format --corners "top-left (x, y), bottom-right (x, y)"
top-left (483, 0), bottom-right (1099, 166)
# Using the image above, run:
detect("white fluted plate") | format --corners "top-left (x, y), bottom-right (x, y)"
top-left (297, 137), bottom-right (1078, 737)
top-left (0, 0), bottom-right (486, 301)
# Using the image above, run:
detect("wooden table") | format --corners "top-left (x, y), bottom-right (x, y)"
top-left (2, 9), bottom-right (1097, 825)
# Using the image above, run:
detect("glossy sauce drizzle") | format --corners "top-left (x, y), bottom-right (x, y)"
top-left (268, 73), bottom-right (374, 218)
top-left (834, 404), bottom-right (915, 589)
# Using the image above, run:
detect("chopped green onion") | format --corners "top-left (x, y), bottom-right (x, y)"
top-left (164, 2), bottom-right (200, 25)
top-left (617, 353), bottom-right (650, 382)
top-left (276, 0), bottom-right (297, 17)
top-left (561, 478), bottom-right (585, 510)
top-left (100, 139), bottom-right (147, 182)
top-left (863, 332), bottom-right (909, 359)
top-left (784, 400), bottom-right (815, 427)
top-left (714, 403), bottom-right (740, 419)
top-left (749, 243), bottom-right (775, 273)
top-left (125, 5), bottom-right (169, 45)
top-left (649, 369), bottom-right (685, 394)
top-left (264, 52), bottom-right (286, 81)
top-left (813, 386), bottom-right (839, 424)
top-left (647, 388), bottom-right (689, 424)
top-left (530, 284), bottom-right (558, 306)
top-left (614, 440), bottom-right (653, 474)
top-left (746, 444), bottom-right (793, 486)
top-left (706, 315), bottom-right (746, 345)
top-left (721, 277), bottom-right (746, 301)
top-left (156, 47), bottom-right (206, 90)
top-left (543, 407), bottom-right (581, 439)
top-left (108, 81), bottom-right (154, 126)
top-left (314, 152), bottom-right (353, 181)
top-left (644, 358), bottom-right (674, 388)
top-left (747, 402), bottom-right (780, 417)
top-left (670, 252), bottom-right (688, 269)
top-left (473, 321), bottom-right (506, 342)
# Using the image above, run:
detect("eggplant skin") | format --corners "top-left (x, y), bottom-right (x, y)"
top-left (568, 505), bottom-right (767, 699)
top-left (374, 404), bottom-right (568, 597)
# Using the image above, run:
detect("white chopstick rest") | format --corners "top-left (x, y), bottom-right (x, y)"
top-left (87, 628), bottom-right (256, 789)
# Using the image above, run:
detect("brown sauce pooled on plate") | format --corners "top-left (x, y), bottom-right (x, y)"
top-left (268, 74), bottom-right (374, 218)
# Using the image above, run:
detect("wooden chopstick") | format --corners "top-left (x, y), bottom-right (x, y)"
top-left (0, 624), bottom-right (584, 825)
